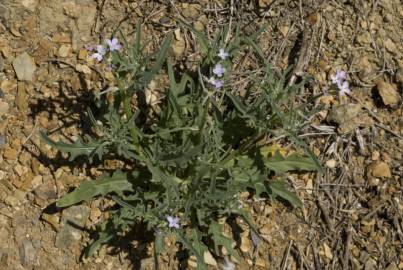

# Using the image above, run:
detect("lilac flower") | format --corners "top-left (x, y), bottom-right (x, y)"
top-left (218, 48), bottom-right (229, 60)
top-left (92, 45), bottom-right (106, 62)
top-left (339, 81), bottom-right (351, 96)
top-left (213, 63), bottom-right (225, 77)
top-left (331, 70), bottom-right (347, 86)
top-left (209, 77), bottom-right (224, 89)
top-left (106, 37), bottom-right (121, 51)
top-left (85, 45), bottom-right (94, 51)
top-left (167, 216), bottom-right (180, 229)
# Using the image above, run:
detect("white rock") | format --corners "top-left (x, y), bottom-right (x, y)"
top-left (12, 52), bottom-right (36, 81)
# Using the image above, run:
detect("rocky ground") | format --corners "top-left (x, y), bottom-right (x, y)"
top-left (0, 0), bottom-right (402, 269)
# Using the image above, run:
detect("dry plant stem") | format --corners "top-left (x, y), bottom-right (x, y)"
top-left (280, 239), bottom-right (293, 270)
top-left (343, 224), bottom-right (352, 269)
top-left (311, 243), bottom-right (322, 270)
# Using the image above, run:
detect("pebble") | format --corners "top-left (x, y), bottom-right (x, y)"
top-left (16, 82), bottom-right (29, 114)
top-left (34, 180), bottom-right (57, 201)
top-left (12, 52), bottom-right (36, 81)
top-left (55, 205), bottom-right (90, 249)
top-left (3, 147), bottom-right (18, 160)
top-left (58, 45), bottom-right (71, 58)
top-left (0, 134), bottom-right (6, 146)
top-left (376, 81), bottom-right (400, 106)
top-left (367, 161), bottom-right (392, 178)
top-left (203, 251), bottom-right (217, 266)
top-left (328, 103), bottom-right (363, 134)
top-left (326, 159), bottom-right (337, 168)
top-left (0, 100), bottom-right (9, 116)
top-left (19, 239), bottom-right (36, 267)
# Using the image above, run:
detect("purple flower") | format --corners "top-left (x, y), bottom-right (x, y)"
top-left (167, 216), bottom-right (180, 229)
top-left (209, 77), bottom-right (224, 89)
top-left (85, 45), bottom-right (94, 51)
top-left (92, 45), bottom-right (106, 62)
top-left (339, 81), bottom-right (350, 96)
top-left (106, 37), bottom-right (121, 51)
top-left (331, 70), bottom-right (347, 86)
top-left (218, 48), bottom-right (229, 60)
top-left (213, 63), bottom-right (225, 77)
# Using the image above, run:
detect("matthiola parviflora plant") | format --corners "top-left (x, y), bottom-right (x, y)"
top-left (42, 22), bottom-right (322, 269)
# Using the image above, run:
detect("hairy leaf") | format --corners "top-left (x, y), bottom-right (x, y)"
top-left (208, 222), bottom-right (238, 259)
top-left (264, 151), bottom-right (319, 174)
top-left (40, 132), bottom-right (108, 163)
top-left (268, 180), bottom-right (302, 208)
top-left (57, 171), bottom-right (134, 207)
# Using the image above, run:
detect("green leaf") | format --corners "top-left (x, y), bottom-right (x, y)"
top-left (264, 151), bottom-right (319, 174)
top-left (40, 131), bottom-right (108, 163)
top-left (85, 230), bottom-right (113, 257)
top-left (56, 170), bottom-right (134, 207)
top-left (155, 232), bottom-right (165, 255)
top-left (175, 229), bottom-right (208, 270)
top-left (268, 180), bottom-right (302, 208)
top-left (143, 33), bottom-right (173, 85)
top-left (179, 19), bottom-right (210, 55)
top-left (208, 222), bottom-right (238, 259)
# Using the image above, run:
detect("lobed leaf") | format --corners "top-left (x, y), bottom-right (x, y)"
top-left (40, 131), bottom-right (108, 163)
top-left (56, 170), bottom-right (134, 207)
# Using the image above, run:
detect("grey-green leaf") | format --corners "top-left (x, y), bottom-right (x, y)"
top-left (264, 151), bottom-right (320, 174)
top-left (40, 131), bottom-right (108, 162)
top-left (57, 171), bottom-right (134, 207)
top-left (268, 180), bottom-right (302, 208)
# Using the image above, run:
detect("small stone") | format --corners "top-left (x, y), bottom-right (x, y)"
top-left (21, 0), bottom-right (38, 12)
top-left (173, 29), bottom-right (186, 58)
top-left (376, 81), bottom-right (400, 106)
top-left (52, 33), bottom-right (71, 43)
top-left (4, 195), bottom-right (19, 207)
top-left (0, 227), bottom-right (9, 244)
top-left (12, 52), bottom-right (36, 81)
top-left (384, 39), bottom-right (398, 54)
top-left (385, 263), bottom-right (398, 270)
top-left (16, 82), bottom-right (29, 114)
top-left (55, 205), bottom-right (90, 249)
top-left (75, 64), bottom-right (91, 74)
top-left (203, 251), bottom-right (217, 266)
top-left (328, 103), bottom-right (363, 134)
top-left (89, 206), bottom-right (102, 222)
top-left (240, 233), bottom-right (252, 254)
top-left (34, 180), bottom-right (57, 201)
top-left (187, 256), bottom-right (198, 268)
top-left (31, 175), bottom-right (42, 189)
top-left (323, 243), bottom-right (333, 259)
top-left (278, 25), bottom-right (290, 37)
top-left (258, 0), bottom-right (274, 8)
top-left (326, 159), bottom-right (337, 168)
top-left (3, 147), bottom-right (18, 160)
top-left (367, 161), bottom-right (391, 178)
top-left (41, 213), bottom-right (60, 230)
top-left (58, 45), bottom-right (71, 58)
top-left (78, 49), bottom-right (88, 60)
top-left (0, 100), bottom-right (9, 116)
top-left (1, 80), bottom-right (17, 93)
top-left (19, 239), bottom-right (36, 267)
top-left (63, 1), bottom-right (80, 18)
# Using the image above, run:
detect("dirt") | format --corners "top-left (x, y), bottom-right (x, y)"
top-left (0, 0), bottom-right (402, 269)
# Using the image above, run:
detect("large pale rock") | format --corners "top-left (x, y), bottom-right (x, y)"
top-left (12, 53), bottom-right (36, 81)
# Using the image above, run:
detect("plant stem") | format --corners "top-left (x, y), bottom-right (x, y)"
top-left (117, 78), bottom-right (142, 156)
